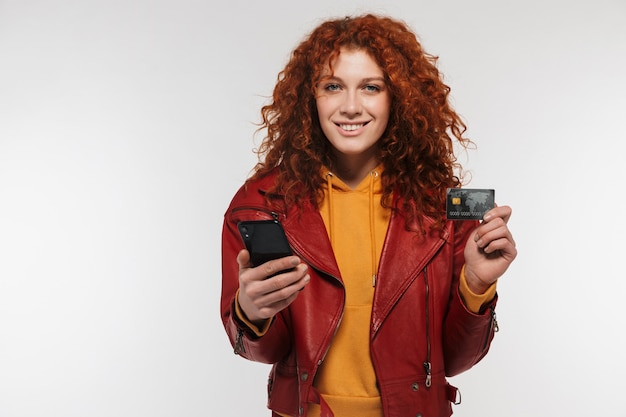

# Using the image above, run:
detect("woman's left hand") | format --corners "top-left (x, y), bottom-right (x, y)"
top-left (463, 205), bottom-right (517, 294)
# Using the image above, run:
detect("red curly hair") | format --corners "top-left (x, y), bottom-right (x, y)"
top-left (249, 14), bottom-right (473, 232)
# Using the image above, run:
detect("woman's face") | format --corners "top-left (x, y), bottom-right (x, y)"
top-left (315, 48), bottom-right (390, 167)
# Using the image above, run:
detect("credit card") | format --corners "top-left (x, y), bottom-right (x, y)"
top-left (446, 188), bottom-right (495, 220)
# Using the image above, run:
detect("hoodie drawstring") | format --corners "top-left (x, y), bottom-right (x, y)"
top-left (326, 172), bottom-right (335, 247)
top-left (369, 171), bottom-right (378, 287)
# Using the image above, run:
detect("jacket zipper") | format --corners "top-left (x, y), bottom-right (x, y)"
top-left (230, 206), bottom-right (285, 222)
top-left (234, 328), bottom-right (246, 355)
top-left (312, 269), bottom-right (345, 368)
top-left (423, 267), bottom-right (432, 388)
top-left (483, 305), bottom-right (499, 350)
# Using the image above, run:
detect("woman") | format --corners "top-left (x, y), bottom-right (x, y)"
top-left (221, 14), bottom-right (516, 417)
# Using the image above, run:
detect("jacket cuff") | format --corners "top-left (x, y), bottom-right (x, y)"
top-left (234, 289), bottom-right (273, 337)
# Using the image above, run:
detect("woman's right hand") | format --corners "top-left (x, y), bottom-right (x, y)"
top-left (236, 249), bottom-right (310, 327)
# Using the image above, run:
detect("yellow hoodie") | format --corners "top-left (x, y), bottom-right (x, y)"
top-left (308, 168), bottom-right (389, 417)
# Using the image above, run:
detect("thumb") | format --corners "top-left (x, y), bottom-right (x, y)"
top-left (237, 249), bottom-right (252, 270)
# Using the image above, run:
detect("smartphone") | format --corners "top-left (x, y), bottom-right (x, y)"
top-left (237, 220), bottom-right (293, 268)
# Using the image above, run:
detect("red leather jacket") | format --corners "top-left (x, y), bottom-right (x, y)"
top-left (221, 172), bottom-right (498, 417)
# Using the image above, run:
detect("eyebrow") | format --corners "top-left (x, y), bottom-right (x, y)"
top-left (322, 76), bottom-right (386, 83)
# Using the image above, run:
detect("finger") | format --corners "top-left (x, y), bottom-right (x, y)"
top-left (481, 232), bottom-right (517, 256)
top-left (262, 262), bottom-right (309, 295)
top-left (254, 290), bottom-right (301, 320)
top-left (483, 205), bottom-right (512, 224)
top-left (242, 260), bottom-right (307, 298)
top-left (237, 266), bottom-right (308, 322)
top-left (474, 216), bottom-right (507, 243)
top-left (251, 269), bottom-right (310, 310)
top-left (259, 256), bottom-right (302, 280)
top-left (475, 223), bottom-right (515, 250)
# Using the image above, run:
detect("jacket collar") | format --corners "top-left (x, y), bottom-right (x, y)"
top-left (255, 172), bottom-right (343, 281)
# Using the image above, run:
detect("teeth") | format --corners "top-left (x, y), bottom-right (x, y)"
top-left (340, 123), bottom-right (364, 131)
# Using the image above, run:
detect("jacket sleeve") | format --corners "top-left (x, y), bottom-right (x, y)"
top-left (220, 214), bottom-right (293, 365)
top-left (442, 220), bottom-right (498, 377)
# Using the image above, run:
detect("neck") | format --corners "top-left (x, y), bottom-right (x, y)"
top-left (330, 154), bottom-right (380, 189)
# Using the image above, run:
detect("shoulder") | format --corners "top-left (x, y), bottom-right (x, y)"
top-left (225, 170), bottom-right (279, 212)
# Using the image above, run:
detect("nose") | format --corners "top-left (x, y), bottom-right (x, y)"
top-left (340, 91), bottom-right (362, 116)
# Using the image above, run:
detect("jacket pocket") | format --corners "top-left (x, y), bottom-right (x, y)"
top-left (379, 372), bottom-right (454, 417)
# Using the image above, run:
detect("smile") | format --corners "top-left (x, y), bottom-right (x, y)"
top-left (338, 123), bottom-right (366, 131)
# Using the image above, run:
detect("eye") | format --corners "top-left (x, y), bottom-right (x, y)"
top-left (323, 83), bottom-right (341, 92)
top-left (363, 84), bottom-right (382, 93)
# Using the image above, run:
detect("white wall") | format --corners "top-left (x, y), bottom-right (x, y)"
top-left (1, 0), bottom-right (624, 416)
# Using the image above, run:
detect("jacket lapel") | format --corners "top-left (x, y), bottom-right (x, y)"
top-left (371, 211), bottom-right (449, 336)
top-left (282, 200), bottom-right (343, 283)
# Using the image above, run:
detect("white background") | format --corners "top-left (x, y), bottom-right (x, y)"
top-left (1, 0), bottom-right (625, 416)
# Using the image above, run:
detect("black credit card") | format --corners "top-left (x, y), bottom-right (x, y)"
top-left (446, 188), bottom-right (495, 220)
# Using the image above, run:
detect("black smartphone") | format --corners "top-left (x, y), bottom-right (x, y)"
top-left (237, 220), bottom-right (293, 268)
